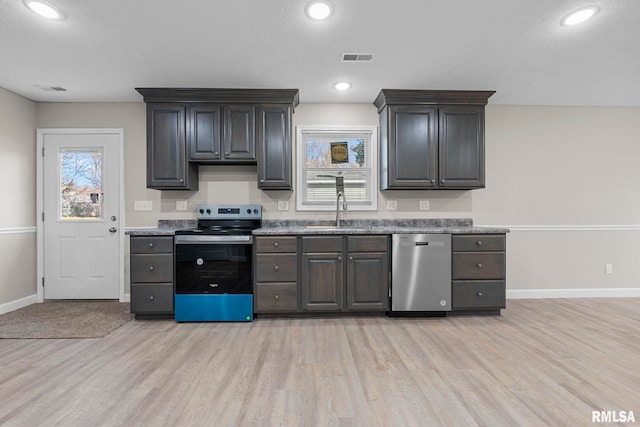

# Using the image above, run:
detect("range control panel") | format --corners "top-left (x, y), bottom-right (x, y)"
top-left (196, 204), bottom-right (262, 220)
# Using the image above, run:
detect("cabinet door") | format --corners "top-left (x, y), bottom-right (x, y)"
top-left (438, 106), bottom-right (485, 188)
top-left (223, 105), bottom-right (256, 161)
top-left (385, 106), bottom-right (437, 189)
top-left (301, 253), bottom-right (343, 311)
top-left (347, 252), bottom-right (389, 311)
top-left (256, 105), bottom-right (292, 189)
top-left (188, 104), bottom-right (221, 161)
top-left (147, 103), bottom-right (198, 190)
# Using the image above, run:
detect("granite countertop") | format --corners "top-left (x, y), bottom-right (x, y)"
top-left (253, 219), bottom-right (509, 235)
top-left (126, 218), bottom-right (509, 236)
top-left (125, 219), bottom-right (196, 236)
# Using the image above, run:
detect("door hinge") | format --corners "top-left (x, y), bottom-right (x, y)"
top-left (42, 212), bottom-right (45, 222)
top-left (42, 147), bottom-right (44, 157)
top-left (42, 277), bottom-right (45, 287)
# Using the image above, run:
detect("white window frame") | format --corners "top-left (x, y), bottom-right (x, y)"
top-left (296, 125), bottom-right (378, 211)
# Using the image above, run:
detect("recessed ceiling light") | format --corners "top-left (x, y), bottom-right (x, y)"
top-left (24, 0), bottom-right (64, 19)
top-left (305, 1), bottom-right (334, 20)
top-left (562, 6), bottom-right (599, 26)
top-left (333, 82), bottom-right (351, 91)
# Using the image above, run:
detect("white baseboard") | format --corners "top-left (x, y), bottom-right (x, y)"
top-left (0, 294), bottom-right (37, 315)
top-left (507, 288), bottom-right (640, 299)
top-left (121, 293), bottom-right (130, 303)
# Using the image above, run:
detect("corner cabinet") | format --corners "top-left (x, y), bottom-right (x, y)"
top-left (375, 90), bottom-right (495, 190)
top-left (136, 88), bottom-right (299, 190)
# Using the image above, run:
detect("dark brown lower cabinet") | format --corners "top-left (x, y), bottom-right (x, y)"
top-left (129, 236), bottom-right (174, 318)
top-left (301, 252), bottom-right (343, 311)
top-left (451, 234), bottom-right (506, 315)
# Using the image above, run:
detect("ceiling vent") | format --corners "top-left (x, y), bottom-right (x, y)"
top-left (341, 53), bottom-right (374, 62)
top-left (35, 85), bottom-right (67, 92)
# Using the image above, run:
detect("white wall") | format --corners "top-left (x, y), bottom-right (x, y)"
top-left (0, 88), bottom-right (37, 308)
top-left (33, 101), bottom-right (640, 295)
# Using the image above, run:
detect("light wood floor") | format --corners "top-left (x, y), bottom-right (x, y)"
top-left (1, 298), bottom-right (638, 426)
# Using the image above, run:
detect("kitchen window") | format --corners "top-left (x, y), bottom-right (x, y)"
top-left (296, 125), bottom-right (377, 211)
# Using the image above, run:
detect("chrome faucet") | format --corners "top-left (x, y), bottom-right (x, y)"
top-left (336, 190), bottom-right (348, 227)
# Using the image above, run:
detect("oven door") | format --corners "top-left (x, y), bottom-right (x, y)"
top-left (174, 235), bottom-right (253, 294)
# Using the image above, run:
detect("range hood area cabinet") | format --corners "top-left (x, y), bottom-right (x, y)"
top-left (374, 90), bottom-right (495, 190)
top-left (136, 88), bottom-right (299, 190)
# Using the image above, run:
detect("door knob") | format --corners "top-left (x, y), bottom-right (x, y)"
top-left (109, 227), bottom-right (117, 233)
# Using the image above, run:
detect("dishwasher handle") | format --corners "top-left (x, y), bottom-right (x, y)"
top-left (414, 241), bottom-right (445, 247)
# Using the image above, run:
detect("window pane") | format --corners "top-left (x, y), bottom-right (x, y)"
top-left (305, 138), bottom-right (366, 169)
top-left (60, 149), bottom-right (103, 220)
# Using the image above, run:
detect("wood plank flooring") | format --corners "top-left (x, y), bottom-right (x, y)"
top-left (1, 298), bottom-right (639, 426)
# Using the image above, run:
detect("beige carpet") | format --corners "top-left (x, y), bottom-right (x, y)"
top-left (0, 301), bottom-right (133, 339)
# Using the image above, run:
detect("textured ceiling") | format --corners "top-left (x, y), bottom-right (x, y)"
top-left (1, 0), bottom-right (638, 105)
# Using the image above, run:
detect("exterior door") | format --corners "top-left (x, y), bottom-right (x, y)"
top-left (40, 130), bottom-right (122, 299)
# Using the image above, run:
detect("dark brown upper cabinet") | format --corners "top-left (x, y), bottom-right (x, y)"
top-left (256, 105), bottom-right (292, 190)
top-left (375, 90), bottom-right (495, 190)
top-left (136, 88), bottom-right (299, 190)
top-left (146, 103), bottom-right (198, 190)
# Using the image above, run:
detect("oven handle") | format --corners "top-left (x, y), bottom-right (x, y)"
top-left (174, 235), bottom-right (253, 244)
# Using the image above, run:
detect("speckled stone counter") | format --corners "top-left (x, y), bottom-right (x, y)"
top-left (253, 219), bottom-right (509, 235)
top-left (125, 219), bottom-right (196, 236)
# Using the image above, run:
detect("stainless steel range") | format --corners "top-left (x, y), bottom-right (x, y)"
top-left (174, 204), bottom-right (261, 322)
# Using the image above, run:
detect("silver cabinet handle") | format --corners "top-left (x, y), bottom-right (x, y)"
top-left (476, 263), bottom-right (483, 268)
top-left (149, 295), bottom-right (155, 300)
top-left (349, 256), bottom-right (353, 261)
top-left (476, 240), bottom-right (483, 246)
top-left (149, 266), bottom-right (154, 271)
top-left (338, 256), bottom-right (342, 261)
top-left (179, 179), bottom-right (184, 183)
top-left (273, 242), bottom-right (279, 247)
top-left (225, 152), bottom-right (229, 155)
top-left (260, 179), bottom-right (265, 183)
top-left (476, 292), bottom-right (483, 297)
top-left (274, 265), bottom-right (279, 271)
top-left (214, 152), bottom-right (219, 156)
top-left (149, 242), bottom-right (154, 248)
top-left (274, 294), bottom-right (279, 300)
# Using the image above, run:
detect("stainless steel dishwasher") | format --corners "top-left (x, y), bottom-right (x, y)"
top-left (391, 234), bottom-right (452, 313)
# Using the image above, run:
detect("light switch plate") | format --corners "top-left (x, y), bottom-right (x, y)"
top-left (277, 201), bottom-right (289, 211)
top-left (386, 200), bottom-right (397, 210)
top-left (134, 200), bottom-right (152, 211)
top-left (419, 200), bottom-right (430, 211)
top-left (176, 200), bottom-right (188, 211)
top-left (605, 263), bottom-right (613, 274)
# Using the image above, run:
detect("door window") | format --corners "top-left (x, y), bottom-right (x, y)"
top-left (59, 148), bottom-right (103, 220)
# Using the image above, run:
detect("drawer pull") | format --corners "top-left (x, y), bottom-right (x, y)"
top-left (274, 265), bottom-right (279, 271)
top-left (476, 263), bottom-right (483, 268)
top-left (338, 255), bottom-right (342, 261)
top-left (274, 294), bottom-right (279, 300)
top-left (149, 295), bottom-right (155, 300)
top-left (476, 240), bottom-right (483, 246)
top-left (476, 292), bottom-right (483, 297)
top-left (349, 256), bottom-right (353, 261)
top-left (149, 266), bottom-right (155, 271)
top-left (273, 242), bottom-right (279, 247)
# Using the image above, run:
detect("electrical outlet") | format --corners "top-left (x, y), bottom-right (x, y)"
top-left (605, 263), bottom-right (613, 274)
top-left (386, 200), bottom-right (397, 210)
top-left (134, 200), bottom-right (152, 211)
top-left (419, 200), bottom-right (430, 211)
top-left (277, 201), bottom-right (289, 211)
top-left (176, 200), bottom-right (188, 211)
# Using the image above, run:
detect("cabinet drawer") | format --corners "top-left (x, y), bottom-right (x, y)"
top-left (255, 283), bottom-right (298, 312)
top-left (302, 236), bottom-right (343, 253)
top-left (131, 254), bottom-right (174, 282)
top-left (131, 283), bottom-right (174, 313)
top-left (452, 235), bottom-right (505, 252)
top-left (130, 236), bottom-right (174, 254)
top-left (347, 236), bottom-right (388, 252)
top-left (255, 236), bottom-right (297, 253)
top-left (452, 252), bottom-right (505, 280)
top-left (255, 254), bottom-right (297, 282)
top-left (452, 281), bottom-right (505, 309)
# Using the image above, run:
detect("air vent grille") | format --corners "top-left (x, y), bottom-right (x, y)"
top-left (34, 85), bottom-right (67, 92)
top-left (341, 53), bottom-right (374, 62)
